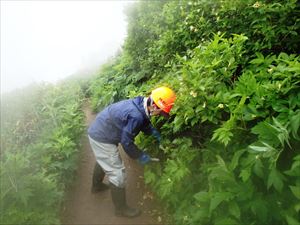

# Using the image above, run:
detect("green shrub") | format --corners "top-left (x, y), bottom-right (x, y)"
top-left (0, 83), bottom-right (85, 223)
top-left (89, 0), bottom-right (300, 224)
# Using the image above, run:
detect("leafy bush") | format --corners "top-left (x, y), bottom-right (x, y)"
top-left (89, 0), bottom-right (300, 224)
top-left (0, 82), bottom-right (85, 223)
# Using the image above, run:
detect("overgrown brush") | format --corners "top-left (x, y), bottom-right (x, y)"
top-left (90, 0), bottom-right (300, 224)
top-left (0, 83), bottom-right (85, 224)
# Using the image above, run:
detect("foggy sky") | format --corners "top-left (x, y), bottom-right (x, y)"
top-left (1, 1), bottom-right (129, 94)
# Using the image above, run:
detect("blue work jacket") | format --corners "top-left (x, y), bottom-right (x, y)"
top-left (88, 96), bottom-right (153, 159)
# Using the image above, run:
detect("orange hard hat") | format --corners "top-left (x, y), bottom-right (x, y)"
top-left (151, 86), bottom-right (176, 114)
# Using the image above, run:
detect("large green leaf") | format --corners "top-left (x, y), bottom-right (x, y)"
top-left (267, 168), bottom-right (285, 192)
top-left (289, 185), bottom-right (300, 200)
top-left (209, 192), bottom-right (233, 215)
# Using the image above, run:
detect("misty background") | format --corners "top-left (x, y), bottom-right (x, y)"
top-left (1, 1), bottom-right (129, 94)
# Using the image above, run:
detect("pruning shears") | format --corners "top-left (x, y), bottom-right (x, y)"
top-left (145, 145), bottom-right (167, 163)
top-left (148, 144), bottom-right (168, 162)
top-left (150, 157), bottom-right (160, 162)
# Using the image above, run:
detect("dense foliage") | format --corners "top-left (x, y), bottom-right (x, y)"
top-left (0, 82), bottom-right (85, 224)
top-left (89, 0), bottom-right (300, 224)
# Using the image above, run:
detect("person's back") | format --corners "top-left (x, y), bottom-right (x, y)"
top-left (88, 96), bottom-right (151, 158)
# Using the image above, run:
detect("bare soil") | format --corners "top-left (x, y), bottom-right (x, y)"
top-left (61, 102), bottom-right (166, 225)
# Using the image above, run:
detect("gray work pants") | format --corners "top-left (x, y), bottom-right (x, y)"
top-left (88, 136), bottom-right (126, 188)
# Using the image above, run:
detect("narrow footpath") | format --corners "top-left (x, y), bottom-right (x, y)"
top-left (61, 101), bottom-right (165, 225)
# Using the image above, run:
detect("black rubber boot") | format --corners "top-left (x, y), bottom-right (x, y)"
top-left (91, 163), bottom-right (109, 193)
top-left (110, 183), bottom-right (141, 218)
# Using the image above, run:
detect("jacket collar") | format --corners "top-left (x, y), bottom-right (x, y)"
top-left (132, 96), bottom-right (150, 121)
top-left (143, 97), bottom-right (150, 119)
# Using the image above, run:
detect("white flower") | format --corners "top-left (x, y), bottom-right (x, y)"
top-left (183, 215), bottom-right (189, 221)
top-left (252, 2), bottom-right (261, 8)
top-left (190, 91), bottom-right (197, 97)
top-left (217, 103), bottom-right (224, 109)
top-left (278, 83), bottom-right (282, 89)
top-left (203, 102), bottom-right (206, 108)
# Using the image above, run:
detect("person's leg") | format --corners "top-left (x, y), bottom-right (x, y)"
top-left (91, 162), bottom-right (109, 193)
top-left (110, 183), bottom-right (141, 217)
top-left (88, 137), bottom-right (141, 217)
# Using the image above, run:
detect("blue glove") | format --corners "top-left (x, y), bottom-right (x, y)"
top-left (138, 153), bottom-right (151, 165)
top-left (151, 128), bottom-right (161, 144)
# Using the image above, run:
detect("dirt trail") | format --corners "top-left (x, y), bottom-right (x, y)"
top-left (61, 102), bottom-right (165, 225)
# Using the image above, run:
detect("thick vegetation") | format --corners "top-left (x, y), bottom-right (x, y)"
top-left (0, 82), bottom-right (85, 224)
top-left (89, 0), bottom-right (300, 224)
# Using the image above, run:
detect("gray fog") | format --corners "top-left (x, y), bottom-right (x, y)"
top-left (1, 1), bottom-right (130, 94)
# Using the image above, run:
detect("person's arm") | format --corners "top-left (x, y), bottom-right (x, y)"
top-left (141, 124), bottom-right (161, 144)
top-left (120, 118), bottom-right (143, 159)
top-left (140, 123), bottom-right (153, 135)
